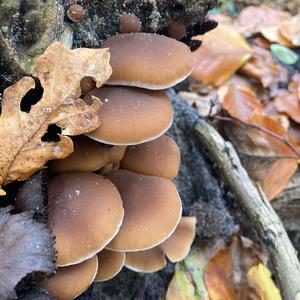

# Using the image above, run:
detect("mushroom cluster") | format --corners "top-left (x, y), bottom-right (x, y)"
top-left (40, 26), bottom-right (195, 300)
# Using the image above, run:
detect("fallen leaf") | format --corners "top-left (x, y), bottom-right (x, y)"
top-left (273, 91), bottom-right (300, 123)
top-left (221, 112), bottom-right (298, 200)
top-left (218, 84), bottom-right (263, 122)
top-left (279, 15), bottom-right (300, 47)
top-left (247, 264), bottom-right (282, 300)
top-left (270, 44), bottom-right (298, 65)
top-left (192, 24), bottom-right (252, 86)
top-left (239, 46), bottom-right (288, 88)
top-left (237, 6), bottom-right (290, 36)
top-left (204, 236), bottom-right (276, 300)
top-left (166, 263), bottom-right (201, 300)
top-left (0, 206), bottom-right (55, 299)
top-left (0, 42), bottom-right (112, 194)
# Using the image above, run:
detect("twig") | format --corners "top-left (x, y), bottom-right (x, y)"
top-left (211, 115), bottom-right (300, 159)
top-left (195, 119), bottom-right (300, 300)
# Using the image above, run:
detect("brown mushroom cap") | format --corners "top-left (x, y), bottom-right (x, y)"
top-left (125, 217), bottom-right (196, 272)
top-left (102, 33), bottom-right (193, 89)
top-left (41, 255), bottom-right (98, 300)
top-left (48, 172), bottom-right (124, 266)
top-left (105, 170), bottom-right (182, 251)
top-left (120, 135), bottom-right (180, 179)
top-left (49, 136), bottom-right (126, 173)
top-left (85, 86), bottom-right (173, 145)
top-left (95, 249), bottom-right (125, 281)
top-left (120, 14), bottom-right (141, 33)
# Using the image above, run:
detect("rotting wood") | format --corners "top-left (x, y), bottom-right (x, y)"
top-left (195, 119), bottom-right (300, 300)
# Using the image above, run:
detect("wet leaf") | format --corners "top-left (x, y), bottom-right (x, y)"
top-left (192, 24), bottom-right (252, 86)
top-left (0, 206), bottom-right (55, 299)
top-left (271, 44), bottom-right (298, 65)
top-left (239, 46), bottom-right (288, 88)
top-left (247, 264), bottom-right (282, 300)
top-left (0, 42), bottom-right (112, 194)
top-left (237, 6), bottom-right (290, 36)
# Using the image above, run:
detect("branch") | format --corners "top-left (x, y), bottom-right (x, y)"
top-left (195, 119), bottom-right (300, 300)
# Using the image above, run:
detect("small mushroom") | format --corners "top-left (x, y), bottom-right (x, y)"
top-left (102, 33), bottom-right (193, 89)
top-left (125, 217), bottom-right (196, 272)
top-left (85, 86), bottom-right (173, 145)
top-left (49, 136), bottom-right (126, 173)
top-left (41, 255), bottom-right (98, 300)
top-left (48, 172), bottom-right (124, 266)
top-left (94, 249), bottom-right (125, 281)
top-left (120, 135), bottom-right (180, 179)
top-left (167, 21), bottom-right (187, 40)
top-left (105, 170), bottom-right (182, 251)
top-left (120, 14), bottom-right (141, 33)
top-left (67, 4), bottom-right (85, 23)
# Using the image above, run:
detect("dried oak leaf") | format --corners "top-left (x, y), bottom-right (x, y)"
top-left (239, 46), bottom-right (288, 88)
top-left (237, 6), bottom-right (290, 36)
top-left (222, 112), bottom-right (298, 200)
top-left (0, 206), bottom-right (55, 299)
top-left (204, 236), bottom-right (276, 300)
top-left (191, 24), bottom-right (252, 86)
top-left (0, 42), bottom-right (112, 194)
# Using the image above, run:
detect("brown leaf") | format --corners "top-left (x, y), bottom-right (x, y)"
top-left (260, 26), bottom-right (293, 47)
top-left (219, 84), bottom-right (263, 122)
top-left (0, 42), bottom-right (112, 193)
top-left (221, 112), bottom-right (298, 200)
top-left (204, 236), bottom-right (272, 300)
top-left (279, 15), bottom-right (300, 47)
top-left (239, 46), bottom-right (288, 88)
top-left (192, 24), bottom-right (252, 86)
top-left (237, 6), bottom-right (290, 36)
top-left (0, 206), bottom-right (55, 299)
top-left (273, 91), bottom-right (300, 123)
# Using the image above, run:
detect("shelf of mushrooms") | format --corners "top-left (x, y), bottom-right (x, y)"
top-left (35, 15), bottom-right (196, 300)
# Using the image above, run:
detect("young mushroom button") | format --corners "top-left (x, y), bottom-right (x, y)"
top-left (102, 33), bottom-right (193, 89)
top-left (119, 14), bottom-right (141, 33)
top-left (85, 86), bottom-right (173, 145)
top-left (105, 170), bottom-right (182, 251)
top-left (47, 172), bottom-right (124, 266)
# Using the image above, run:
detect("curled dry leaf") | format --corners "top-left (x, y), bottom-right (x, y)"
top-left (237, 5), bottom-right (290, 36)
top-left (0, 206), bottom-right (55, 299)
top-left (204, 235), bottom-right (277, 300)
top-left (0, 42), bottom-right (112, 194)
top-left (192, 24), bottom-right (252, 86)
top-left (260, 26), bottom-right (293, 48)
top-left (239, 46), bottom-right (288, 88)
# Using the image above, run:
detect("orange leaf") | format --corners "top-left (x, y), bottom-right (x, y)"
top-left (192, 24), bottom-right (252, 86)
top-left (219, 84), bottom-right (263, 122)
top-left (0, 42), bottom-right (112, 193)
